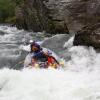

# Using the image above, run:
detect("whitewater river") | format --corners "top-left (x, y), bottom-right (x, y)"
top-left (0, 25), bottom-right (100, 100)
top-left (0, 25), bottom-right (45, 69)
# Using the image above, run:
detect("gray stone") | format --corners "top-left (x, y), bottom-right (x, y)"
top-left (73, 23), bottom-right (100, 49)
top-left (15, 0), bottom-right (100, 34)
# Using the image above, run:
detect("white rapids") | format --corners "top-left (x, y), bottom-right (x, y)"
top-left (0, 66), bottom-right (100, 100)
top-left (0, 25), bottom-right (100, 100)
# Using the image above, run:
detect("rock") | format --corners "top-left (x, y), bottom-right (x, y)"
top-left (15, 0), bottom-right (100, 34)
top-left (15, 0), bottom-right (70, 34)
top-left (42, 34), bottom-right (70, 54)
top-left (73, 23), bottom-right (100, 49)
top-left (0, 31), bottom-right (6, 35)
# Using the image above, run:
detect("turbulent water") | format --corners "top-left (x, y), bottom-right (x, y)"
top-left (0, 25), bottom-right (45, 68)
top-left (0, 25), bottom-right (100, 100)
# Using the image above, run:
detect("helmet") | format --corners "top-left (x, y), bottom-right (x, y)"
top-left (31, 42), bottom-right (42, 52)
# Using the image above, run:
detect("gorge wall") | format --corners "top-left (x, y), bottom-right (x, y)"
top-left (15, 0), bottom-right (100, 34)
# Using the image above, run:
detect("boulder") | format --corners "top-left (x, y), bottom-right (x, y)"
top-left (42, 34), bottom-right (70, 54)
top-left (73, 23), bottom-right (100, 49)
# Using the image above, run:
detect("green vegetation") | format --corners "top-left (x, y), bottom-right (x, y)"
top-left (0, 0), bottom-right (16, 23)
top-left (12, 0), bottom-right (24, 5)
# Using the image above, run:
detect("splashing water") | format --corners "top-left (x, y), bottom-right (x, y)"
top-left (0, 68), bottom-right (100, 100)
top-left (0, 25), bottom-right (100, 100)
top-left (0, 25), bottom-right (46, 68)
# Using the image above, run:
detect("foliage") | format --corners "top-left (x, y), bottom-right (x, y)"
top-left (0, 0), bottom-right (16, 23)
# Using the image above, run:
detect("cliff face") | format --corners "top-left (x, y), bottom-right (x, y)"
top-left (66, 0), bottom-right (100, 32)
top-left (15, 0), bottom-right (49, 32)
top-left (15, 0), bottom-right (100, 34)
top-left (15, 0), bottom-right (69, 34)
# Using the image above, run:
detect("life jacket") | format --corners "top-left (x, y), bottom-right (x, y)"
top-left (47, 56), bottom-right (59, 68)
top-left (32, 51), bottom-right (48, 62)
top-left (47, 56), bottom-right (55, 64)
top-left (31, 51), bottom-right (59, 68)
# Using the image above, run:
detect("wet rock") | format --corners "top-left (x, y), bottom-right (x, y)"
top-left (0, 31), bottom-right (6, 35)
top-left (42, 34), bottom-right (70, 54)
top-left (73, 23), bottom-right (100, 49)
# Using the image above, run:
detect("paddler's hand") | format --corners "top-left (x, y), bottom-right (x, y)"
top-left (59, 60), bottom-right (65, 66)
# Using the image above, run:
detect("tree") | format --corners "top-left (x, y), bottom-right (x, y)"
top-left (0, 0), bottom-right (16, 23)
